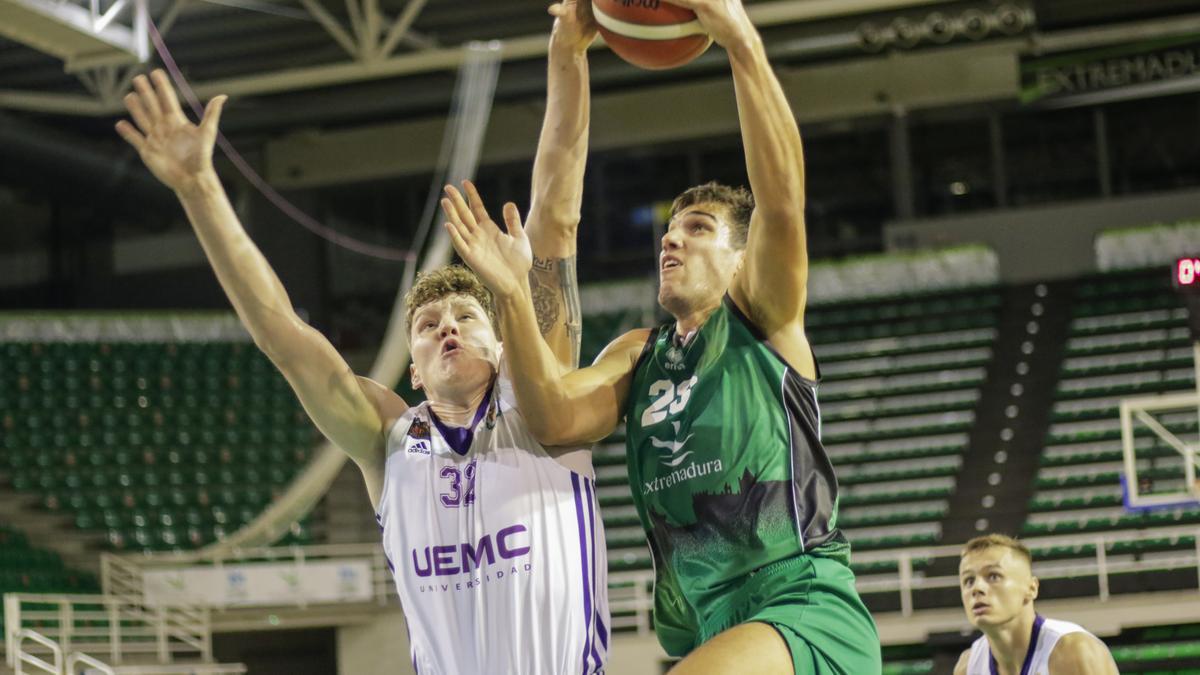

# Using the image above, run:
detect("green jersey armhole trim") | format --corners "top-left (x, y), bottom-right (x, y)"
top-left (632, 324), bottom-right (665, 374)
top-left (721, 294), bottom-right (821, 387)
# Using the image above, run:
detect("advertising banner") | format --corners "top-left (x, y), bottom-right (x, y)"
top-left (143, 559), bottom-right (374, 607)
top-left (1020, 35), bottom-right (1200, 104)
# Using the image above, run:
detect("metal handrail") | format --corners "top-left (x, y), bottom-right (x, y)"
top-left (93, 523), bottom-right (1200, 632)
top-left (67, 651), bottom-right (116, 675)
top-left (15, 629), bottom-right (62, 675)
top-left (4, 592), bottom-right (211, 667)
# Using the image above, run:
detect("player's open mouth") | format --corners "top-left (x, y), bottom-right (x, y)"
top-left (442, 339), bottom-right (462, 356)
top-left (972, 603), bottom-right (989, 615)
top-left (661, 255), bottom-right (683, 272)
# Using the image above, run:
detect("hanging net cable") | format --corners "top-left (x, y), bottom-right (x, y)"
top-left (376, 40), bottom-right (505, 392)
top-left (151, 21), bottom-right (413, 262)
top-left (144, 21), bottom-right (505, 555)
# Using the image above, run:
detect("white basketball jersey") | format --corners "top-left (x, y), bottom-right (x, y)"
top-left (966, 616), bottom-right (1094, 675)
top-left (376, 375), bottom-right (610, 674)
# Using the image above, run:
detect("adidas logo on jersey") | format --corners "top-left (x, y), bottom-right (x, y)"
top-left (407, 439), bottom-right (431, 455)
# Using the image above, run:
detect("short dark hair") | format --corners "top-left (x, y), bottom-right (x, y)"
top-left (404, 265), bottom-right (496, 335)
top-left (962, 534), bottom-right (1033, 567)
top-left (669, 181), bottom-right (754, 249)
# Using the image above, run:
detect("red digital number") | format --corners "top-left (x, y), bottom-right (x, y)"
top-left (1178, 257), bottom-right (1200, 287)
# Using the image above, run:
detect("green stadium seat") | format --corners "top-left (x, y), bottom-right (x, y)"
top-left (2, 339), bottom-right (317, 553)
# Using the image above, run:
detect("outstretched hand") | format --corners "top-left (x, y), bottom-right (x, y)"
top-left (442, 181), bottom-right (533, 298)
top-left (666, 0), bottom-right (757, 50)
top-left (549, 0), bottom-right (598, 53)
top-left (114, 69), bottom-right (227, 193)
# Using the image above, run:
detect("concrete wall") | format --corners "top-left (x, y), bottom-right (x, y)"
top-left (337, 610), bottom-right (416, 675)
top-left (265, 40), bottom-right (1020, 188)
top-left (885, 188), bottom-right (1200, 283)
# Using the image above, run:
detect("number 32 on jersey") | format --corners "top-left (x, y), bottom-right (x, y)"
top-left (640, 376), bottom-right (699, 427)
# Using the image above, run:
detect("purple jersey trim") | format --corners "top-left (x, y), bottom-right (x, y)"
top-left (572, 473), bottom-right (594, 674)
top-left (428, 384), bottom-right (494, 456)
top-left (372, 511), bottom-right (396, 569)
top-left (989, 615), bottom-right (1045, 675)
top-left (585, 478), bottom-right (605, 667)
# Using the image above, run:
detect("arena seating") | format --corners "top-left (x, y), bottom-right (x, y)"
top-left (812, 288), bottom-right (1000, 555)
top-left (1022, 268), bottom-right (1199, 568)
top-left (591, 286), bottom-right (1003, 575)
top-left (1109, 623), bottom-right (1200, 673)
top-left (0, 340), bottom-right (318, 553)
top-left (0, 523), bottom-right (99, 637)
top-left (880, 644), bottom-right (934, 675)
top-left (1, 266), bottom-right (1195, 658)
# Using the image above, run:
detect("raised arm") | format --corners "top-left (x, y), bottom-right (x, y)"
top-left (673, 0), bottom-right (816, 379)
top-left (442, 182), bottom-right (643, 446)
top-left (523, 0), bottom-right (597, 370)
top-left (115, 71), bottom-right (403, 506)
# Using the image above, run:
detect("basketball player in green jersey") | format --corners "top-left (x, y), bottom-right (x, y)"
top-left (441, 0), bottom-right (881, 671)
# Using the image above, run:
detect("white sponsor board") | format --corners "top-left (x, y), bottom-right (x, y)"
top-left (143, 559), bottom-right (374, 608)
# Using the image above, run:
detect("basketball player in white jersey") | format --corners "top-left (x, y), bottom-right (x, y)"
top-left (956, 535), bottom-right (1119, 675)
top-left (114, 3), bottom-right (609, 672)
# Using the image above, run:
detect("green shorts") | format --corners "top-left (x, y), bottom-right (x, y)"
top-left (697, 555), bottom-right (882, 675)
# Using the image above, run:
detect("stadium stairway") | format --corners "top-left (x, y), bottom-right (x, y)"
top-left (940, 280), bottom-right (1075, 544)
top-left (1020, 267), bottom-right (1200, 598)
top-left (0, 487), bottom-right (104, 577)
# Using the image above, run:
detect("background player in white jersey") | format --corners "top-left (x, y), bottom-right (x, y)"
top-left (956, 534), bottom-right (1119, 675)
top-left (113, 2), bottom-right (608, 672)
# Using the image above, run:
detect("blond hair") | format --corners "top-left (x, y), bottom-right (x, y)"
top-left (403, 265), bottom-right (496, 335)
top-left (962, 534), bottom-right (1033, 567)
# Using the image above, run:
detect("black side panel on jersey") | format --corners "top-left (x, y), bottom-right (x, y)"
top-left (782, 367), bottom-right (842, 550)
top-left (724, 295), bottom-right (844, 552)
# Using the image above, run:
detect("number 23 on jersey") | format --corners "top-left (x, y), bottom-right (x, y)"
top-left (640, 376), bottom-right (699, 427)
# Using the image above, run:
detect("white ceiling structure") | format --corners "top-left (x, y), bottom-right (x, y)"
top-left (0, 0), bottom-right (1198, 191)
top-left (0, 0), bottom-right (1194, 122)
top-left (0, 0), bottom-right (1000, 115)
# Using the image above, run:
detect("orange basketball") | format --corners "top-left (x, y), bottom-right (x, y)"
top-left (592, 0), bottom-right (712, 70)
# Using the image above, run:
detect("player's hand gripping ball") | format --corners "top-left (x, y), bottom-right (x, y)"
top-left (592, 0), bottom-right (712, 70)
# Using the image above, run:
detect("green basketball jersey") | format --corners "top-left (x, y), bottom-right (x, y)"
top-left (624, 296), bottom-right (851, 648)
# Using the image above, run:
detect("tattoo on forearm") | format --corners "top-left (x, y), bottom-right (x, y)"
top-left (529, 256), bottom-right (562, 338)
top-left (528, 255), bottom-right (582, 368)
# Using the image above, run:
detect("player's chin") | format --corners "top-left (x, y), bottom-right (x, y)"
top-left (657, 283), bottom-right (687, 313)
top-left (968, 612), bottom-right (999, 628)
top-left (445, 356), bottom-right (493, 382)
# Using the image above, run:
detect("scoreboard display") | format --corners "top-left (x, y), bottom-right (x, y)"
top-left (1176, 256), bottom-right (1200, 340)
top-left (1175, 256), bottom-right (1200, 291)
